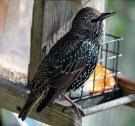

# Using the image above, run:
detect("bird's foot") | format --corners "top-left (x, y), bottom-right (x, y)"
top-left (71, 104), bottom-right (85, 118)
top-left (62, 95), bottom-right (85, 118)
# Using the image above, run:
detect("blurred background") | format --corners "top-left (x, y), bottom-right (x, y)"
top-left (0, 0), bottom-right (135, 126)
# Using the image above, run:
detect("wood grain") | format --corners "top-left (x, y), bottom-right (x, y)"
top-left (28, 0), bottom-right (45, 82)
top-left (0, 0), bottom-right (9, 33)
top-left (1, 76), bottom-right (135, 125)
top-left (72, 0), bottom-right (82, 4)
top-left (117, 77), bottom-right (135, 108)
top-left (117, 77), bottom-right (135, 95)
top-left (0, 77), bottom-right (81, 126)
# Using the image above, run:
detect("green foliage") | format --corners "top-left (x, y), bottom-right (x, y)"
top-left (107, 16), bottom-right (127, 36)
top-left (108, 0), bottom-right (116, 8)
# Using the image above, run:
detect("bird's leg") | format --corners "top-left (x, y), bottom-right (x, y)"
top-left (61, 94), bottom-right (85, 117)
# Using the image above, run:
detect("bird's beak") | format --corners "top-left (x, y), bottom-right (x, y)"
top-left (100, 12), bottom-right (116, 20)
top-left (91, 12), bottom-right (116, 22)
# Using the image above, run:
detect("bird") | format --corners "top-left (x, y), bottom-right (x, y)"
top-left (18, 7), bottom-right (115, 121)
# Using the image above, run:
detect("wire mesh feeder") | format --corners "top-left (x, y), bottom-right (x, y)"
top-left (64, 34), bottom-right (123, 114)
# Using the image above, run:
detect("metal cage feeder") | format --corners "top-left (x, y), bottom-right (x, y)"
top-left (63, 34), bottom-right (124, 115)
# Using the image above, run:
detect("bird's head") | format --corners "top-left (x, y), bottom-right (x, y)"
top-left (72, 7), bottom-right (116, 35)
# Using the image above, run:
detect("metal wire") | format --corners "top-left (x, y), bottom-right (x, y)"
top-left (69, 34), bottom-right (123, 106)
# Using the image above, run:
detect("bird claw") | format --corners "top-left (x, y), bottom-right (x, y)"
top-left (61, 95), bottom-right (85, 118)
top-left (62, 103), bottom-right (85, 118)
top-left (72, 104), bottom-right (85, 118)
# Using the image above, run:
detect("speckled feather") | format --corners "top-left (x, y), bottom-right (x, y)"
top-left (18, 7), bottom-right (103, 120)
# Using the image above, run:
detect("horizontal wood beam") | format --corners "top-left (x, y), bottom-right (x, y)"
top-left (117, 77), bottom-right (135, 95)
top-left (117, 77), bottom-right (135, 108)
top-left (1, 75), bottom-right (135, 124)
top-left (0, 77), bottom-right (81, 126)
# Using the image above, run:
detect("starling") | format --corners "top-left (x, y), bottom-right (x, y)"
top-left (18, 7), bottom-right (115, 120)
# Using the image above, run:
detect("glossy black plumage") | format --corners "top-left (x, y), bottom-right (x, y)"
top-left (18, 7), bottom-right (115, 121)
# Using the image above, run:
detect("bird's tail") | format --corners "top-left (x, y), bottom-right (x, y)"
top-left (36, 88), bottom-right (56, 112)
top-left (18, 95), bottom-right (38, 121)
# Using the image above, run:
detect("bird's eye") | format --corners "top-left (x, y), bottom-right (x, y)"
top-left (91, 18), bottom-right (98, 23)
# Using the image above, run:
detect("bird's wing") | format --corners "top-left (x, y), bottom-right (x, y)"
top-left (45, 42), bottom-right (89, 90)
top-left (29, 39), bottom-right (89, 90)
top-left (35, 55), bottom-right (88, 112)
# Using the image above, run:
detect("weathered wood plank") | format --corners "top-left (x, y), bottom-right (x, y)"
top-left (72, 0), bottom-right (82, 4)
top-left (28, 0), bottom-right (45, 82)
top-left (0, 0), bottom-right (32, 75)
top-left (1, 76), bottom-right (135, 125)
top-left (117, 77), bottom-right (135, 108)
top-left (0, 0), bottom-right (9, 33)
top-left (42, 0), bottom-right (79, 56)
top-left (0, 77), bottom-right (81, 126)
top-left (72, 0), bottom-right (96, 5)
top-left (42, 0), bottom-right (105, 57)
top-left (117, 77), bottom-right (135, 95)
